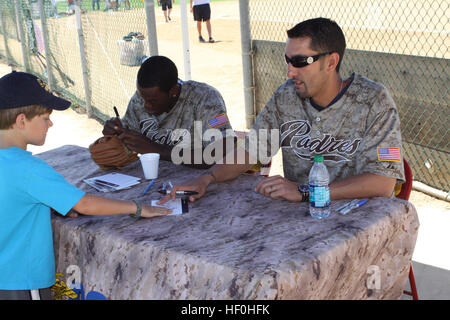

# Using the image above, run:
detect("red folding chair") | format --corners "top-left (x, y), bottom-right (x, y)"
top-left (395, 158), bottom-right (419, 300)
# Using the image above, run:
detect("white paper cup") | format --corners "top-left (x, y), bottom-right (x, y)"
top-left (139, 153), bottom-right (160, 179)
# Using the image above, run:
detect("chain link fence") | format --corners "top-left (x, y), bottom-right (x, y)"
top-left (0, 0), bottom-right (152, 122)
top-left (0, 0), bottom-right (448, 193)
top-left (248, 0), bottom-right (449, 192)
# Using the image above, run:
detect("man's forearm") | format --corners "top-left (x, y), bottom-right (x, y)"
top-left (205, 147), bottom-right (255, 183)
top-left (206, 163), bottom-right (253, 183)
top-left (171, 137), bottom-right (239, 169)
top-left (330, 172), bottom-right (396, 200)
top-left (156, 148), bottom-right (255, 205)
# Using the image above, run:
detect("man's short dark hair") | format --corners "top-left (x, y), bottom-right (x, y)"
top-left (287, 18), bottom-right (346, 72)
top-left (137, 55), bottom-right (178, 92)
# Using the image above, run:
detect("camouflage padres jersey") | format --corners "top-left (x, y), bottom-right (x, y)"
top-left (121, 80), bottom-right (234, 150)
top-left (245, 73), bottom-right (404, 185)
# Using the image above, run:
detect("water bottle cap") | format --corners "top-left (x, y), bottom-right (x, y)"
top-left (313, 155), bottom-right (324, 162)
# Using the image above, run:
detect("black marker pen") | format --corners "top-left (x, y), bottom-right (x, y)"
top-left (113, 106), bottom-right (124, 132)
top-left (158, 190), bottom-right (199, 196)
top-left (113, 106), bottom-right (120, 118)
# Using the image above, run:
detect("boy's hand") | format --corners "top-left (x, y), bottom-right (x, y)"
top-left (141, 204), bottom-right (172, 218)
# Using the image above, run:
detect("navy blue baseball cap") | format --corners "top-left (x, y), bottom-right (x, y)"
top-left (0, 71), bottom-right (71, 110)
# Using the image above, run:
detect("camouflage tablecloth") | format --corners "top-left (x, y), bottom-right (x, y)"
top-left (37, 145), bottom-right (419, 300)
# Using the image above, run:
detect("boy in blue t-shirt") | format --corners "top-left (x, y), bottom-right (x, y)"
top-left (0, 71), bottom-right (171, 300)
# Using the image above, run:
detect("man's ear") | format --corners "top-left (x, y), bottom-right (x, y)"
top-left (14, 113), bottom-right (27, 129)
top-left (327, 52), bottom-right (340, 72)
top-left (168, 84), bottom-right (180, 98)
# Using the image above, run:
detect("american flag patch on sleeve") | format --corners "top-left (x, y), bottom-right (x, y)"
top-left (377, 147), bottom-right (401, 162)
top-left (207, 113), bottom-right (230, 129)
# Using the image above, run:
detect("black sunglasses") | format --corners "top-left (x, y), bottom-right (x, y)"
top-left (284, 52), bottom-right (333, 68)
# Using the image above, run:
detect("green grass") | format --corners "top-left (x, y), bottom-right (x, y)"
top-left (56, 0), bottom-right (235, 14)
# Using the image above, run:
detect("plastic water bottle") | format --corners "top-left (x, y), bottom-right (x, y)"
top-left (309, 155), bottom-right (331, 219)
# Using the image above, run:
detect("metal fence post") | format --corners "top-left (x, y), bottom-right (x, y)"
top-left (75, 5), bottom-right (92, 117)
top-left (14, 0), bottom-right (30, 72)
top-left (144, 0), bottom-right (158, 56)
top-left (239, 0), bottom-right (255, 129)
top-left (0, 2), bottom-right (11, 65)
top-left (37, 0), bottom-right (54, 90)
top-left (180, 0), bottom-right (191, 80)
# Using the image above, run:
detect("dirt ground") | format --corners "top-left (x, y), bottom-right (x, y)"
top-left (1, 1), bottom-right (449, 280)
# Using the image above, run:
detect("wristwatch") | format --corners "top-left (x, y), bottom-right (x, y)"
top-left (298, 185), bottom-right (310, 202)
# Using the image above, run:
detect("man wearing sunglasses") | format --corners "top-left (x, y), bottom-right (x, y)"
top-left (160, 18), bottom-right (404, 205)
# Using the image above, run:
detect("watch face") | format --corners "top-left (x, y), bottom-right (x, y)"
top-left (299, 185), bottom-right (309, 192)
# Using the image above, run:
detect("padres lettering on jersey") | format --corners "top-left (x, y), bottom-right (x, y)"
top-left (140, 117), bottom-right (183, 146)
top-left (280, 120), bottom-right (361, 162)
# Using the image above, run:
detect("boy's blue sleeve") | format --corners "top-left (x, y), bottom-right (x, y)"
top-left (26, 158), bottom-right (85, 215)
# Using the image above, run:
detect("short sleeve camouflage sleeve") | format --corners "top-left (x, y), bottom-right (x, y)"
top-left (355, 85), bottom-right (405, 182)
top-left (191, 83), bottom-right (234, 148)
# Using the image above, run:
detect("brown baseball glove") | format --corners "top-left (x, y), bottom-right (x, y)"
top-left (89, 135), bottom-right (138, 170)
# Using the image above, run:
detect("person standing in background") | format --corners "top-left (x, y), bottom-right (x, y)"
top-left (122, 0), bottom-right (131, 10)
top-left (190, 0), bottom-right (214, 43)
top-left (159, 0), bottom-right (174, 23)
top-left (92, 0), bottom-right (100, 10)
top-left (104, 0), bottom-right (112, 11)
top-left (49, 0), bottom-right (59, 16)
top-left (67, 0), bottom-right (76, 14)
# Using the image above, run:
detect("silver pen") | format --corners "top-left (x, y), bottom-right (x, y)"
top-left (339, 199), bottom-right (369, 215)
top-left (336, 199), bottom-right (360, 212)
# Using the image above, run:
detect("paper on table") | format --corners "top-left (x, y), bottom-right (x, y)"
top-left (152, 199), bottom-right (183, 216)
top-left (84, 172), bottom-right (141, 192)
top-left (96, 172), bottom-right (140, 186)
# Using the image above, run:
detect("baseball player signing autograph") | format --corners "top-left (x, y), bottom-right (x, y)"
top-left (159, 17), bottom-right (404, 205)
top-left (102, 55), bottom-right (234, 169)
